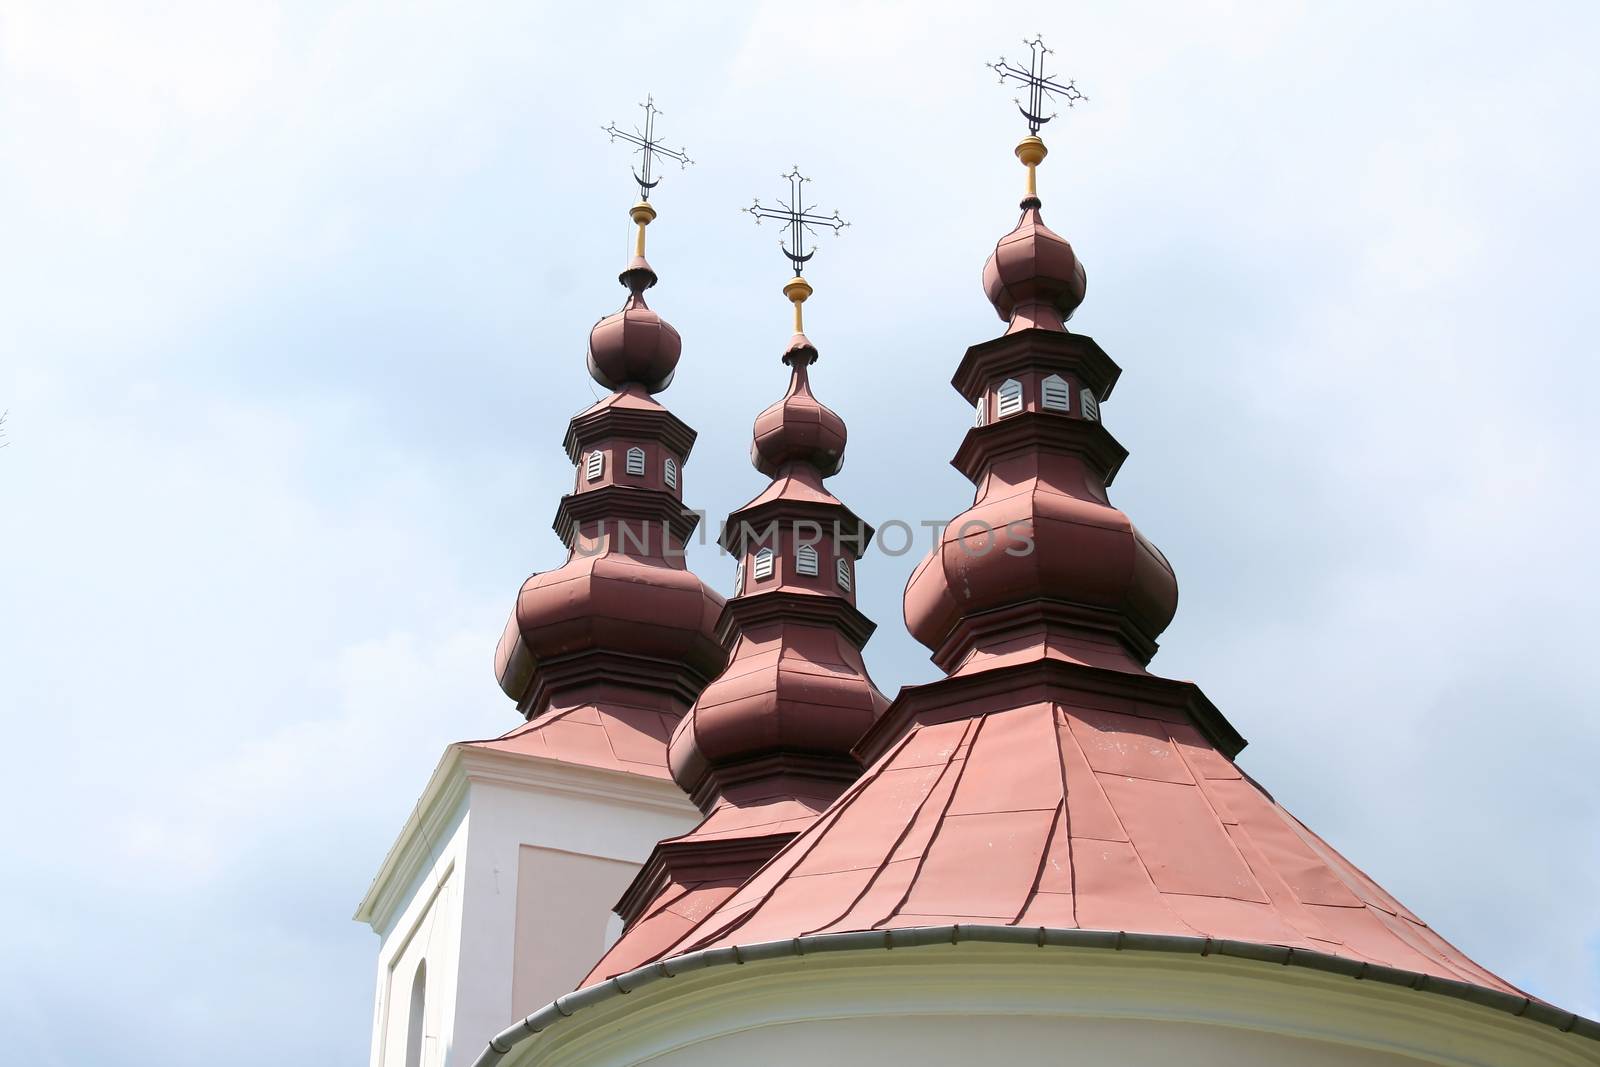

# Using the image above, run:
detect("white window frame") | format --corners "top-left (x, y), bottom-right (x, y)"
top-left (1041, 373), bottom-right (1070, 412)
top-left (996, 378), bottom-right (1024, 418)
top-left (585, 450), bottom-right (605, 481)
top-left (625, 446), bottom-right (645, 476)
top-left (835, 556), bottom-right (852, 592)
top-left (1079, 388), bottom-right (1100, 422)
top-left (796, 544), bottom-right (819, 577)
top-left (664, 456), bottom-right (678, 490)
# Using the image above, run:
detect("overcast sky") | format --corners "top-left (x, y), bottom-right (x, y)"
top-left (2, 2), bottom-right (1597, 1063)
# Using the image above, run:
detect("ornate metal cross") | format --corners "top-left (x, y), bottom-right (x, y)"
top-left (988, 36), bottom-right (1087, 135)
top-left (745, 168), bottom-right (849, 277)
top-left (603, 95), bottom-right (692, 201)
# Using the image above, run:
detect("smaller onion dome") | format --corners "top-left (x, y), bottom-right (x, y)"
top-left (982, 199), bottom-right (1087, 332)
top-left (586, 258), bottom-right (682, 394)
top-left (750, 341), bottom-right (846, 477)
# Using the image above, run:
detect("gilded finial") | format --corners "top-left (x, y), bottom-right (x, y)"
top-left (988, 36), bottom-right (1086, 200)
top-left (746, 168), bottom-right (848, 336)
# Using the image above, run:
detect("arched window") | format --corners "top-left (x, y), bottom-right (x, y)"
top-left (796, 544), bottom-right (819, 577)
top-left (996, 378), bottom-right (1024, 418)
top-left (625, 446), bottom-right (646, 476)
top-left (1041, 374), bottom-right (1070, 411)
top-left (404, 960), bottom-right (427, 1067)
top-left (835, 556), bottom-right (853, 592)
top-left (584, 450), bottom-right (604, 481)
top-left (752, 547), bottom-right (774, 581)
top-left (1079, 388), bottom-right (1100, 422)
top-left (663, 456), bottom-right (678, 490)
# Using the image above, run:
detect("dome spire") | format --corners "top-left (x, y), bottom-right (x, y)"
top-left (581, 168), bottom-right (885, 983)
top-left (489, 95), bottom-right (725, 778)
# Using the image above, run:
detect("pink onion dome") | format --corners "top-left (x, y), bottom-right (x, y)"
top-left (902, 469), bottom-right (1178, 673)
top-left (981, 198), bottom-right (1087, 332)
top-left (586, 256), bottom-right (682, 394)
top-left (749, 336), bottom-right (847, 477)
top-left (495, 546), bottom-right (726, 704)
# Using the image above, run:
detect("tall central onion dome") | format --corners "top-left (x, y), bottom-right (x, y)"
top-left (488, 201), bottom-right (726, 778)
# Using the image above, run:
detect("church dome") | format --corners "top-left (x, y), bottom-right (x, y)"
top-left (586, 258), bottom-right (682, 394)
top-left (982, 201), bottom-right (1087, 331)
top-left (903, 459), bottom-right (1178, 668)
top-left (750, 339), bottom-right (846, 477)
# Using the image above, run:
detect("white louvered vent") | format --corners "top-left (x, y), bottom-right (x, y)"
top-left (975, 396), bottom-right (988, 426)
top-left (585, 450), bottom-right (605, 481)
top-left (664, 456), bottom-right (678, 489)
top-left (1079, 389), bottom-right (1100, 422)
top-left (733, 558), bottom-right (744, 595)
top-left (836, 556), bottom-right (852, 592)
top-left (996, 378), bottom-right (1024, 418)
top-left (1041, 374), bottom-right (1070, 411)
top-left (752, 547), bottom-right (774, 581)
top-left (625, 446), bottom-right (645, 476)
top-left (796, 544), bottom-right (819, 577)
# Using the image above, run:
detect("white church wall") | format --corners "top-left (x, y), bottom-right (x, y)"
top-left (510, 943), bottom-right (1595, 1067)
top-left (358, 743), bottom-right (697, 1067)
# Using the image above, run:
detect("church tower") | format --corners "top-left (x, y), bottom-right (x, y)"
top-left (585, 172), bottom-right (888, 981)
top-left (355, 99), bottom-right (721, 1067)
top-left (468, 42), bottom-right (1599, 1067)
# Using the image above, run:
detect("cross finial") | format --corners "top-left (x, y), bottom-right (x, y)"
top-left (988, 35), bottom-right (1086, 136)
top-left (745, 168), bottom-right (849, 336)
top-left (603, 94), bottom-right (692, 202)
top-left (746, 168), bottom-right (849, 279)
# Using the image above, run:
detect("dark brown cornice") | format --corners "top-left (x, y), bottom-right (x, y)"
top-left (951, 327), bottom-right (1121, 404)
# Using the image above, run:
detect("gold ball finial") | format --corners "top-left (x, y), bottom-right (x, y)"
top-left (630, 200), bottom-right (658, 227)
top-left (1015, 136), bottom-right (1048, 168)
top-left (783, 276), bottom-right (813, 334)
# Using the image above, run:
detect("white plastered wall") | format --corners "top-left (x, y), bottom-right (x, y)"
top-left (510, 943), bottom-right (1598, 1067)
top-left (358, 744), bottom-right (698, 1067)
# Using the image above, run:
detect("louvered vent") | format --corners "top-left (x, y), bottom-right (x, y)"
top-left (664, 456), bottom-right (678, 489)
top-left (733, 558), bottom-right (744, 594)
top-left (1079, 389), bottom-right (1100, 422)
top-left (1041, 374), bottom-right (1070, 411)
top-left (996, 378), bottom-right (1024, 418)
top-left (796, 544), bottom-right (819, 577)
top-left (585, 450), bottom-right (604, 481)
top-left (753, 547), bottom-right (774, 580)
top-left (975, 397), bottom-right (988, 426)
top-left (625, 446), bottom-right (645, 476)
top-left (836, 556), bottom-right (852, 592)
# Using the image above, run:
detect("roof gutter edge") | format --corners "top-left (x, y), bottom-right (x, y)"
top-left (472, 925), bottom-right (1600, 1067)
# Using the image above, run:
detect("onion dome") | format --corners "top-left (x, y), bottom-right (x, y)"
top-left (488, 196), bottom-right (726, 778)
top-left (982, 202), bottom-right (1086, 332)
top-left (981, 137), bottom-right (1087, 333)
top-left (586, 265), bottom-right (682, 394)
top-left (750, 342), bottom-right (847, 477)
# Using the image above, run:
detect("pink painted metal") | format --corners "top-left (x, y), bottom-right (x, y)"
top-left (491, 250), bottom-right (726, 777)
top-left (587, 331), bottom-right (889, 983)
top-left (576, 192), bottom-right (1528, 1004)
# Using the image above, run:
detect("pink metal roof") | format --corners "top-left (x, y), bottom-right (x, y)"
top-left (467, 697), bottom-right (682, 779)
top-left (602, 697), bottom-right (1521, 995)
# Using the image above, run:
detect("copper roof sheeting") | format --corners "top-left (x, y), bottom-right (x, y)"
top-left (467, 697), bottom-right (685, 780)
top-left (631, 698), bottom-right (1521, 996)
